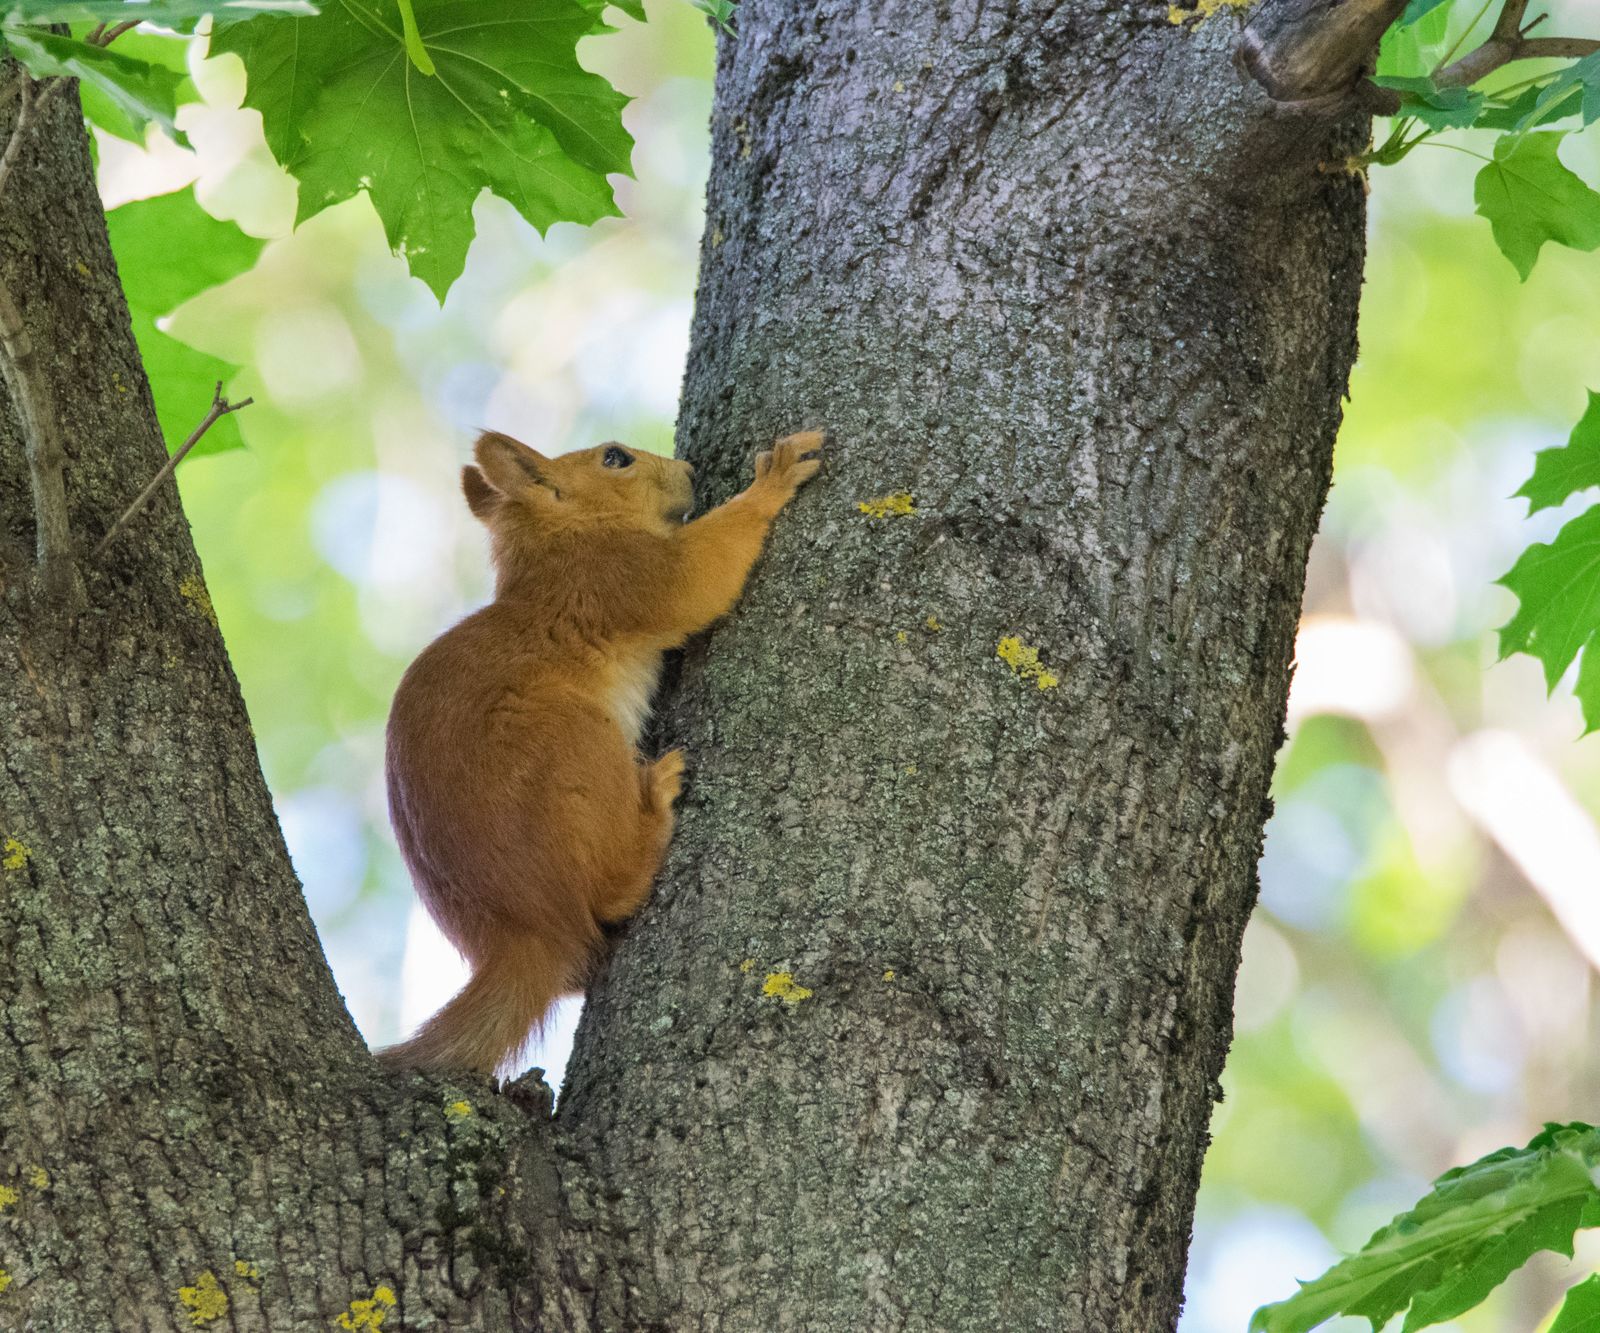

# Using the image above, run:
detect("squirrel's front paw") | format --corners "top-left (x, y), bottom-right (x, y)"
top-left (755, 431), bottom-right (824, 496)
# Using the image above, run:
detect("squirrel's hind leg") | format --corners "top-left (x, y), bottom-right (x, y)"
top-left (645, 748), bottom-right (685, 811)
top-left (592, 750), bottom-right (684, 925)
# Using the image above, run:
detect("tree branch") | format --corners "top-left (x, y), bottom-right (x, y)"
top-left (1436, 29), bottom-right (1600, 87)
top-left (89, 19), bottom-right (141, 47)
top-left (93, 383), bottom-right (253, 559)
top-left (0, 281), bottom-right (81, 606)
top-left (1238, 0), bottom-right (1600, 112)
top-left (0, 72), bottom-right (34, 202)
top-left (1519, 37), bottom-right (1600, 59)
top-left (0, 78), bottom-right (82, 607)
top-left (1494, 0), bottom-right (1531, 42)
top-left (1235, 0), bottom-right (1410, 112)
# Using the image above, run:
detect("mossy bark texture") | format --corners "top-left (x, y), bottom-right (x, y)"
top-left (0, 1), bottom-right (1364, 1329)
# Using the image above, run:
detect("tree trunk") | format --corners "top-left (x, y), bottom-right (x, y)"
top-left (562, 4), bottom-right (1365, 1328)
top-left (0, 1), bottom-right (1364, 1329)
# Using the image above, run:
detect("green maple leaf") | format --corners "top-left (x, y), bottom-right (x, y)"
top-left (105, 188), bottom-right (266, 457)
top-left (1515, 392), bottom-right (1600, 515)
top-left (1526, 53), bottom-right (1600, 130)
top-left (3, 1), bottom-right (314, 21)
top-left (1250, 1124), bottom-right (1600, 1333)
top-left (74, 27), bottom-right (198, 144)
top-left (1476, 84), bottom-right (1551, 131)
top-left (3, 25), bottom-right (189, 145)
top-left (689, 0), bottom-right (733, 31)
top-left (1398, 0), bottom-right (1451, 23)
top-left (1475, 132), bottom-right (1600, 280)
top-left (1373, 75), bottom-right (1484, 131)
top-left (1378, 0), bottom-right (1452, 79)
top-left (1499, 505), bottom-right (1600, 733)
top-left (1553, 1275), bottom-right (1600, 1333)
top-left (212, 0), bottom-right (632, 301)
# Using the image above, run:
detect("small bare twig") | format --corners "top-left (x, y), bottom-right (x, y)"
top-left (1435, 0), bottom-right (1600, 87)
top-left (0, 78), bottom-right (82, 606)
top-left (1, 75), bottom-right (70, 159)
top-left (0, 74), bottom-right (35, 204)
top-left (90, 19), bottom-right (142, 47)
top-left (94, 384), bottom-right (254, 560)
top-left (31, 79), bottom-right (70, 119)
top-left (0, 282), bottom-right (83, 607)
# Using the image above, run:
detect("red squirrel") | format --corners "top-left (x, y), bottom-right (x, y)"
top-left (379, 428), bottom-right (823, 1074)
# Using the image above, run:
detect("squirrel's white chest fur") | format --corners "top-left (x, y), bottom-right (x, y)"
top-left (605, 649), bottom-right (664, 749)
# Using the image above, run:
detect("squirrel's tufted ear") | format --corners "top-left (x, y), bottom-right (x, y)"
top-left (474, 430), bottom-right (557, 500)
top-left (461, 465), bottom-right (500, 520)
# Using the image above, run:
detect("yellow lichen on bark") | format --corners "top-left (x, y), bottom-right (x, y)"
top-left (177, 1272), bottom-right (228, 1325)
top-left (996, 636), bottom-right (1060, 690)
top-left (178, 575), bottom-right (218, 627)
top-left (856, 492), bottom-right (916, 518)
top-left (761, 972), bottom-right (814, 1004)
top-left (1168, 0), bottom-right (1253, 23)
top-left (335, 1286), bottom-right (396, 1329)
top-left (2, 838), bottom-right (29, 871)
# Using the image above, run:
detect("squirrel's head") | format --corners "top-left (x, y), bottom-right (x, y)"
top-left (461, 431), bottom-right (695, 539)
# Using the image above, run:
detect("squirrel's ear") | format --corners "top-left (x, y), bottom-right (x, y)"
top-left (461, 465), bottom-right (500, 520)
top-left (474, 430), bottom-right (556, 499)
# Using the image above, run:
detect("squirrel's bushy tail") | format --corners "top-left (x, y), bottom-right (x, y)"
top-left (378, 934), bottom-right (567, 1076)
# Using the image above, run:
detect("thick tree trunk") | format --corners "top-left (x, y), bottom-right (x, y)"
top-left (0, 69), bottom-right (589, 1333)
top-left (0, 1), bottom-right (1363, 1329)
top-left (564, 2), bottom-right (1364, 1328)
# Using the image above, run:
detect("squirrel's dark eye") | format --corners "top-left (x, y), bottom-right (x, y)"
top-left (602, 446), bottom-right (633, 469)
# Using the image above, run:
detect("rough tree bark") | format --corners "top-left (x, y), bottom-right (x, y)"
top-left (0, 1), bottom-right (1365, 1329)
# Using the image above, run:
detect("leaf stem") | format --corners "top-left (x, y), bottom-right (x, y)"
top-left (1434, 0), bottom-right (1499, 74)
top-left (395, 0), bottom-right (436, 76)
top-left (1415, 138), bottom-right (1495, 162)
top-left (1491, 69), bottom-right (1558, 98)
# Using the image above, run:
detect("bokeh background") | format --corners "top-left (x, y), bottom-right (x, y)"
top-left (95, 3), bottom-right (1600, 1328)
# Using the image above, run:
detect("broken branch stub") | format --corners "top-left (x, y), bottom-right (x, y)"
top-left (1235, 0), bottom-right (1409, 113)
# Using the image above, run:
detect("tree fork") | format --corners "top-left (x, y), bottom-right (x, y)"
top-left (2, 4), bottom-right (1371, 1330)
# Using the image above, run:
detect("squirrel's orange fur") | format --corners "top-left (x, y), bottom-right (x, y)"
top-left (379, 429), bottom-right (823, 1075)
